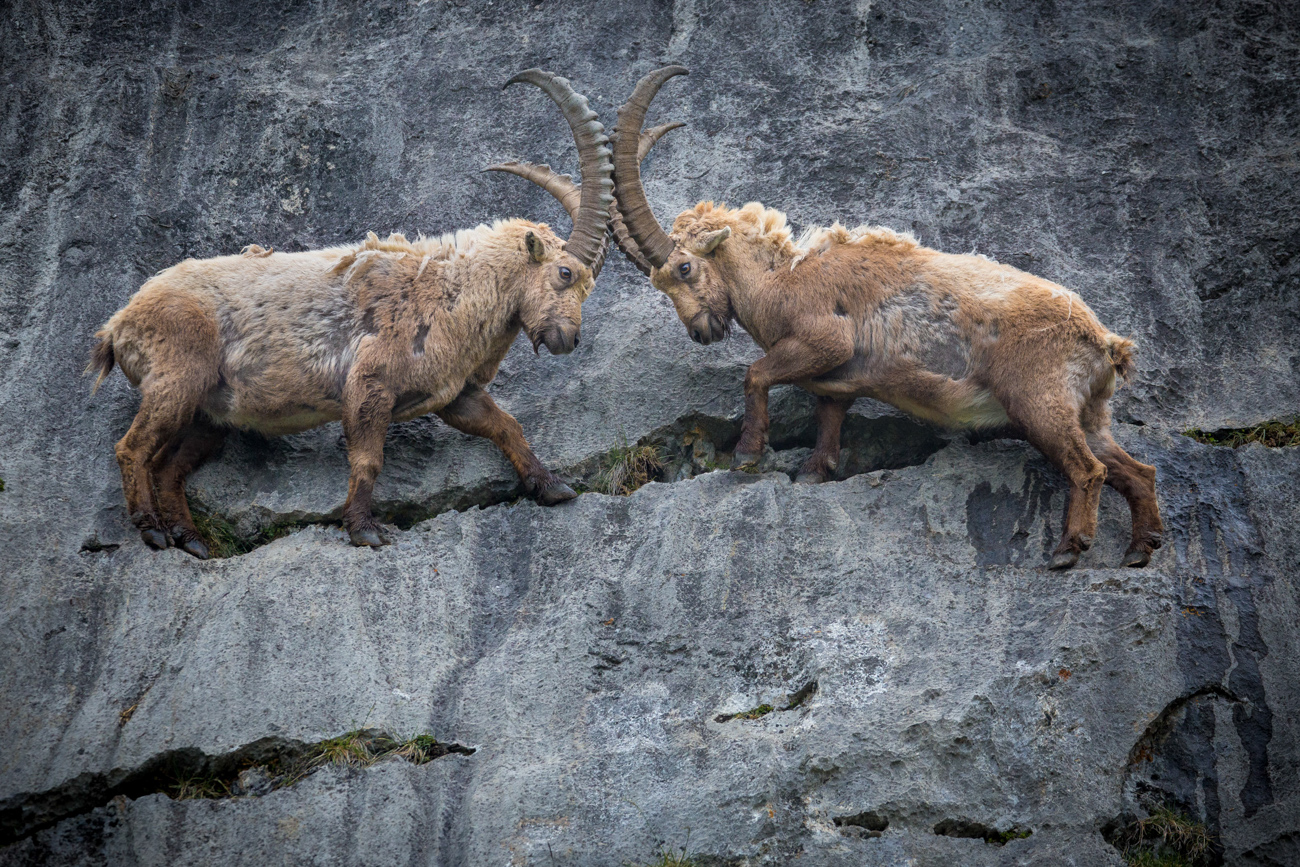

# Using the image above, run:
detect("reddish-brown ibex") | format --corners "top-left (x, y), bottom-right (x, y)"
top-left (609, 66), bottom-right (1162, 570)
top-left (90, 70), bottom-right (620, 558)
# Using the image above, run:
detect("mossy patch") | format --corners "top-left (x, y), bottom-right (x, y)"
top-left (164, 729), bottom-right (472, 800)
top-left (715, 703), bottom-right (774, 722)
top-left (1184, 419), bottom-right (1300, 449)
top-left (933, 818), bottom-right (1033, 846)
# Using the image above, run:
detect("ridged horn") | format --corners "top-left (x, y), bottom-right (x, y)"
top-left (610, 122), bottom-right (686, 276)
top-left (484, 162), bottom-right (582, 223)
top-left (505, 69), bottom-right (614, 269)
top-left (613, 65), bottom-right (688, 268)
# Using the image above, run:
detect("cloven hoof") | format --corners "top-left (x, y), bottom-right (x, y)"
top-left (1122, 548), bottom-right (1152, 568)
top-left (1048, 550), bottom-right (1080, 570)
top-left (179, 537), bottom-right (210, 560)
top-left (349, 527), bottom-right (388, 548)
top-left (536, 480), bottom-right (578, 506)
top-left (140, 528), bottom-right (169, 551)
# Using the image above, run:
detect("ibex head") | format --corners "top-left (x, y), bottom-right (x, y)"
top-left (490, 69), bottom-right (615, 354)
top-left (610, 66), bottom-right (732, 346)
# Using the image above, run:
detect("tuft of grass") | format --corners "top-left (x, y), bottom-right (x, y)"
top-left (1184, 419), bottom-right (1300, 449)
top-left (314, 729), bottom-right (376, 767)
top-left (595, 437), bottom-right (663, 495)
top-left (189, 499), bottom-right (294, 558)
top-left (167, 772), bottom-right (231, 801)
top-left (1114, 807), bottom-right (1213, 867)
top-left (393, 733), bottom-right (445, 765)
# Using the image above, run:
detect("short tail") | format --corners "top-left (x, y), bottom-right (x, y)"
top-left (1105, 334), bottom-right (1136, 383)
top-left (87, 328), bottom-right (116, 394)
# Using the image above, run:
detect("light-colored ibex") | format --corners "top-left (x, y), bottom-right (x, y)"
top-left (610, 66), bottom-right (1162, 570)
top-left (89, 70), bottom-right (617, 558)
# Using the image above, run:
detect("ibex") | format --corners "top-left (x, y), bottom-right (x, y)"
top-left (609, 67), bottom-right (1162, 570)
top-left (89, 70), bottom-right (617, 558)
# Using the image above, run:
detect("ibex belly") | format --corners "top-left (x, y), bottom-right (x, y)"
top-left (201, 277), bottom-right (358, 435)
top-left (805, 291), bottom-right (1009, 430)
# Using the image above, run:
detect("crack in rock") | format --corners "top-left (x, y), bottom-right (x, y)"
top-left (112, 411), bottom-right (952, 560)
top-left (0, 729), bottom-right (473, 847)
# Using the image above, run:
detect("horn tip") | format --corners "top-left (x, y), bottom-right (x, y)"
top-left (503, 68), bottom-right (547, 89)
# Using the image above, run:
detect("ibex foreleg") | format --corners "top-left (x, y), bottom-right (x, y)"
top-left (342, 373), bottom-right (395, 548)
top-left (734, 328), bottom-right (853, 468)
top-left (437, 384), bottom-right (576, 505)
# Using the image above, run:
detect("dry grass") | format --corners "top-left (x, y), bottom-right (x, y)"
top-left (1184, 419), bottom-right (1300, 449)
top-left (627, 839), bottom-right (698, 867)
top-left (168, 773), bottom-right (231, 801)
top-left (595, 438), bottom-right (663, 495)
top-left (1114, 807), bottom-right (1214, 867)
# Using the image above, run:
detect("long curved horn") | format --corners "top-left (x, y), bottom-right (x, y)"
top-left (504, 70), bottom-right (614, 269)
top-left (613, 66), bottom-right (688, 268)
top-left (484, 162), bottom-right (582, 222)
top-left (610, 122), bottom-right (686, 276)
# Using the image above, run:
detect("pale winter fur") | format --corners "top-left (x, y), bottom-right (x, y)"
top-left (649, 201), bottom-right (1159, 569)
top-left (91, 220), bottom-right (592, 556)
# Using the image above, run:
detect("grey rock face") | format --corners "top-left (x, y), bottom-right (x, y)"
top-left (0, 1), bottom-right (1297, 865)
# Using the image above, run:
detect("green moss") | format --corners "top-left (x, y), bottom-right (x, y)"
top-left (189, 499), bottom-right (295, 558)
top-left (989, 828), bottom-right (1033, 845)
top-left (1184, 419), bottom-right (1300, 449)
top-left (595, 437), bottom-right (663, 495)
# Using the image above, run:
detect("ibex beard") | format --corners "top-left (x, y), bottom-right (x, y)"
top-left (610, 66), bottom-right (1163, 571)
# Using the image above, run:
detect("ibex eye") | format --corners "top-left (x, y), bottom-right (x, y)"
top-left (559, 267), bottom-right (572, 281)
top-left (679, 262), bottom-right (691, 278)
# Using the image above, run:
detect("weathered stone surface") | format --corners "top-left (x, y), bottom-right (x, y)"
top-left (1, 0), bottom-right (1297, 865)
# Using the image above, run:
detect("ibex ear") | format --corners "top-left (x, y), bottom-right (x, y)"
top-left (695, 226), bottom-right (731, 255)
top-left (525, 231), bottom-right (547, 263)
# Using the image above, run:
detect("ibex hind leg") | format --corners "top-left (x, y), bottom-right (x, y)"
top-left (1006, 402), bottom-right (1107, 570)
top-left (152, 418), bottom-right (227, 560)
top-left (796, 396), bottom-right (853, 484)
top-left (1088, 430), bottom-right (1162, 567)
top-left (341, 375), bottom-right (395, 548)
top-left (116, 378), bottom-right (212, 550)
